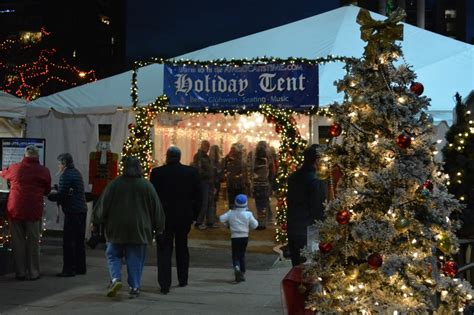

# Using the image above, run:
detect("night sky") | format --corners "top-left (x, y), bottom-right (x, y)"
top-left (126, 0), bottom-right (340, 61)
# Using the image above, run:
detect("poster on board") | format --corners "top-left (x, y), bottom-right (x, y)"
top-left (0, 138), bottom-right (46, 191)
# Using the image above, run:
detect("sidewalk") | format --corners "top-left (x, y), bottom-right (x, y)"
top-left (0, 240), bottom-right (291, 315)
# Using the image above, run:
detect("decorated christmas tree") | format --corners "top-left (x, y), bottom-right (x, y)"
top-left (0, 27), bottom-right (96, 100)
top-left (442, 93), bottom-right (474, 238)
top-left (303, 8), bottom-right (474, 313)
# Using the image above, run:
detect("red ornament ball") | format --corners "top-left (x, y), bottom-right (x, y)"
top-left (275, 125), bottom-right (283, 133)
top-left (277, 199), bottom-right (286, 208)
top-left (329, 123), bottom-right (342, 137)
top-left (319, 242), bottom-right (333, 253)
top-left (423, 179), bottom-right (434, 191)
top-left (396, 134), bottom-right (411, 149)
top-left (280, 223), bottom-right (287, 232)
top-left (410, 82), bottom-right (424, 96)
top-left (336, 210), bottom-right (351, 225)
top-left (367, 253), bottom-right (383, 269)
top-left (442, 261), bottom-right (458, 277)
top-left (266, 116), bottom-right (276, 124)
top-left (128, 123), bottom-right (136, 130)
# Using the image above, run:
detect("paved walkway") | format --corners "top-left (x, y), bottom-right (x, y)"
top-left (0, 241), bottom-right (291, 315)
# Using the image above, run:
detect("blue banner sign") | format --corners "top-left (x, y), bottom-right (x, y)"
top-left (163, 63), bottom-right (318, 111)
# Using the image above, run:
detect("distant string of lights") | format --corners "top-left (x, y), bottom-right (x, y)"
top-left (0, 27), bottom-right (96, 100)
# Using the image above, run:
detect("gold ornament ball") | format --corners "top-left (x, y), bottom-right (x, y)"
top-left (352, 95), bottom-right (366, 106)
top-left (297, 284), bottom-right (307, 294)
top-left (326, 255), bottom-right (338, 265)
top-left (317, 164), bottom-right (330, 180)
top-left (345, 265), bottom-right (360, 280)
top-left (438, 237), bottom-right (453, 254)
top-left (394, 217), bottom-right (410, 233)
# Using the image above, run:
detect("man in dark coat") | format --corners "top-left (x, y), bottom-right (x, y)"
top-left (287, 145), bottom-right (327, 267)
top-left (150, 146), bottom-right (202, 294)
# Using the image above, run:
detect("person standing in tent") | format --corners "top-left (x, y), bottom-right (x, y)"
top-left (269, 146), bottom-right (279, 194)
top-left (150, 146), bottom-right (202, 294)
top-left (224, 143), bottom-right (248, 209)
top-left (209, 145), bottom-right (223, 224)
top-left (1, 145), bottom-right (51, 281)
top-left (287, 145), bottom-right (327, 266)
top-left (251, 141), bottom-right (274, 230)
top-left (191, 140), bottom-right (216, 229)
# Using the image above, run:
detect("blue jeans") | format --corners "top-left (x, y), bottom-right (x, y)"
top-left (105, 243), bottom-right (147, 289)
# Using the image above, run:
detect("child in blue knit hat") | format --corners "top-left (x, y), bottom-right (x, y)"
top-left (219, 194), bottom-right (258, 282)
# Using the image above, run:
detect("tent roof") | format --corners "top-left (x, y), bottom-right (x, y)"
top-left (0, 91), bottom-right (27, 119)
top-left (28, 5), bottom-right (473, 116)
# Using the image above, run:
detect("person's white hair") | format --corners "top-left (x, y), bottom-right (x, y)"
top-left (25, 145), bottom-right (39, 157)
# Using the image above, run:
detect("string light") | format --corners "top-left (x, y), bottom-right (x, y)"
top-left (0, 27), bottom-right (96, 100)
top-left (442, 93), bottom-right (473, 207)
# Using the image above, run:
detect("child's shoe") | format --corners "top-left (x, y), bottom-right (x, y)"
top-left (234, 266), bottom-right (245, 282)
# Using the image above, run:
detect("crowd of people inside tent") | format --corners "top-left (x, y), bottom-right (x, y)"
top-left (0, 139), bottom-right (328, 299)
top-left (191, 139), bottom-right (279, 231)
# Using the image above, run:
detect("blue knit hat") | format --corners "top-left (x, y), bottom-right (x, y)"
top-left (235, 194), bottom-right (248, 208)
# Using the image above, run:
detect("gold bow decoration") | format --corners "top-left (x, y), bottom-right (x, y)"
top-left (356, 7), bottom-right (406, 64)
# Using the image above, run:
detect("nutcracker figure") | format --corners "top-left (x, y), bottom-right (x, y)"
top-left (88, 124), bottom-right (118, 244)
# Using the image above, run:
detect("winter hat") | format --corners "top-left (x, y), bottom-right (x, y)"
top-left (234, 194), bottom-right (248, 208)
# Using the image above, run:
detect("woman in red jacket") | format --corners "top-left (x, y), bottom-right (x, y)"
top-left (1, 145), bottom-right (51, 280)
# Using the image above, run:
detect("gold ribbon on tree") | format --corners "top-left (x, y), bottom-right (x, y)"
top-left (356, 7), bottom-right (406, 64)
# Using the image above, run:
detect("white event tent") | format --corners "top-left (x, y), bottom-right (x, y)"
top-left (26, 6), bottom-right (473, 228)
top-left (0, 91), bottom-right (26, 137)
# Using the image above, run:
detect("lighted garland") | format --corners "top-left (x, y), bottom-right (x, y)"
top-left (0, 216), bottom-right (11, 250)
top-left (126, 55), bottom-right (354, 242)
top-left (259, 104), bottom-right (307, 243)
top-left (121, 95), bottom-right (168, 177)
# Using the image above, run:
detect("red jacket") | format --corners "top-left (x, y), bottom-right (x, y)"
top-left (2, 157), bottom-right (52, 220)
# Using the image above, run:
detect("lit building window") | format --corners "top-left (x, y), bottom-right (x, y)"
top-left (445, 9), bottom-right (456, 19)
top-left (100, 15), bottom-right (111, 25)
top-left (20, 31), bottom-right (42, 44)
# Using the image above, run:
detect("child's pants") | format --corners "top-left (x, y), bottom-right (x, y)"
top-left (231, 237), bottom-right (248, 272)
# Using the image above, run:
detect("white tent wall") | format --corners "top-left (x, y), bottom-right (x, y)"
top-left (0, 118), bottom-right (22, 137)
top-left (0, 91), bottom-right (27, 137)
top-left (26, 110), bottom-right (134, 231)
top-left (0, 91), bottom-right (26, 119)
